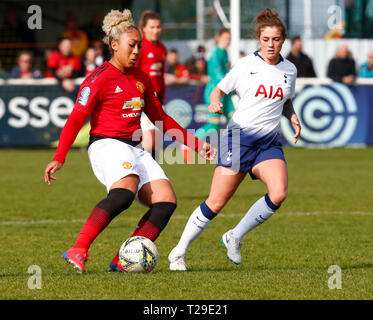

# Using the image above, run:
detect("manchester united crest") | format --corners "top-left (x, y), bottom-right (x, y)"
top-left (122, 161), bottom-right (133, 169)
top-left (136, 81), bottom-right (145, 93)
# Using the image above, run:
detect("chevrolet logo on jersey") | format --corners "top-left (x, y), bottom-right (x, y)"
top-left (122, 97), bottom-right (144, 111)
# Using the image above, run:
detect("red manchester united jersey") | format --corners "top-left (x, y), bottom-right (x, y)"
top-left (53, 61), bottom-right (204, 163)
top-left (74, 61), bottom-right (156, 138)
top-left (136, 36), bottom-right (167, 101)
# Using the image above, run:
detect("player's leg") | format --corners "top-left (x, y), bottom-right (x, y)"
top-left (110, 151), bottom-right (177, 272)
top-left (169, 166), bottom-right (246, 270)
top-left (132, 179), bottom-right (177, 240)
top-left (63, 175), bottom-right (139, 273)
top-left (63, 139), bottom-right (140, 273)
top-left (225, 158), bottom-right (287, 264)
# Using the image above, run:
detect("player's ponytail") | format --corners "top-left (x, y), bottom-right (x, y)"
top-left (254, 8), bottom-right (287, 40)
top-left (102, 9), bottom-right (138, 54)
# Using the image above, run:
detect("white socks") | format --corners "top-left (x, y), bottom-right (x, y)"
top-left (231, 194), bottom-right (279, 240)
top-left (173, 195), bottom-right (279, 255)
top-left (173, 202), bottom-right (216, 255)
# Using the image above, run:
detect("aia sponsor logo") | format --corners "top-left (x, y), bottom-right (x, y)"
top-left (255, 85), bottom-right (284, 100)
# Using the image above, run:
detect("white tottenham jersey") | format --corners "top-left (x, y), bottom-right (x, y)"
top-left (218, 51), bottom-right (297, 144)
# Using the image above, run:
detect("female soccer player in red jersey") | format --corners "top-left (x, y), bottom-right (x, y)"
top-left (44, 9), bottom-right (215, 273)
top-left (136, 10), bottom-right (167, 158)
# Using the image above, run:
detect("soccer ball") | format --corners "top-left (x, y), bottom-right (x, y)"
top-left (118, 236), bottom-right (158, 273)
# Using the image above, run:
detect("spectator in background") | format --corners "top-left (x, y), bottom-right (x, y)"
top-left (195, 29), bottom-right (235, 142)
top-left (186, 45), bottom-right (208, 83)
top-left (81, 47), bottom-right (97, 77)
top-left (359, 50), bottom-right (373, 78)
top-left (165, 49), bottom-right (190, 85)
top-left (136, 10), bottom-right (167, 159)
top-left (46, 36), bottom-right (82, 92)
top-left (60, 12), bottom-right (89, 58)
top-left (9, 51), bottom-right (42, 79)
top-left (327, 44), bottom-right (356, 85)
top-left (286, 36), bottom-right (316, 77)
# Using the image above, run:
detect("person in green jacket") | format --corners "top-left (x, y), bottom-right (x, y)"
top-left (196, 28), bottom-right (235, 141)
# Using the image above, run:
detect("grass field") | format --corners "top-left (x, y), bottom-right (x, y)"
top-left (1, 147), bottom-right (373, 300)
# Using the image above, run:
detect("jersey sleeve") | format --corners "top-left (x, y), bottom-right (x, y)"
top-left (217, 60), bottom-right (241, 94)
top-left (52, 109), bottom-right (89, 163)
top-left (142, 75), bottom-right (205, 153)
top-left (74, 80), bottom-right (102, 114)
top-left (52, 80), bottom-right (101, 163)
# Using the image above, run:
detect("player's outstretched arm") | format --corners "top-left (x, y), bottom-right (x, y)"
top-left (208, 87), bottom-right (225, 114)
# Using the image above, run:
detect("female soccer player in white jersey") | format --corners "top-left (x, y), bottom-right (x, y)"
top-left (169, 8), bottom-right (301, 270)
top-left (43, 9), bottom-right (215, 273)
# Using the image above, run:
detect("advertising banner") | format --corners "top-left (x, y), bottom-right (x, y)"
top-left (0, 81), bottom-right (372, 147)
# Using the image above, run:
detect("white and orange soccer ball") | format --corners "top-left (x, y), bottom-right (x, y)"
top-left (119, 236), bottom-right (158, 273)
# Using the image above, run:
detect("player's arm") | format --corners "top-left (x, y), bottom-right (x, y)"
top-left (282, 99), bottom-right (301, 144)
top-left (144, 88), bottom-right (216, 160)
top-left (44, 84), bottom-right (99, 185)
top-left (44, 109), bottom-right (88, 184)
top-left (209, 58), bottom-right (240, 115)
top-left (208, 87), bottom-right (225, 114)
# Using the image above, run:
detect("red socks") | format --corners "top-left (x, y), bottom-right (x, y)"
top-left (73, 207), bottom-right (111, 251)
top-left (131, 219), bottom-right (160, 241)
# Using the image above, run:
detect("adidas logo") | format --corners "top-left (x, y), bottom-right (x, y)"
top-left (115, 86), bottom-right (123, 93)
top-left (147, 52), bottom-right (154, 58)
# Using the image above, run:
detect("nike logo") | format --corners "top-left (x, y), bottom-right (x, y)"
top-left (196, 216), bottom-right (203, 222)
top-left (250, 72), bottom-right (258, 75)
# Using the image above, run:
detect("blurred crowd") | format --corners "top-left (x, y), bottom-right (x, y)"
top-left (1, 8), bottom-right (373, 91)
top-left (0, 9), bottom-right (209, 93)
top-left (286, 35), bottom-right (373, 84)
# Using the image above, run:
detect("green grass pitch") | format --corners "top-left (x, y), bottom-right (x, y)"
top-left (1, 147), bottom-right (373, 300)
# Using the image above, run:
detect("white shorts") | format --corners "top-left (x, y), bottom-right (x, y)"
top-left (140, 113), bottom-right (156, 131)
top-left (88, 138), bottom-right (169, 194)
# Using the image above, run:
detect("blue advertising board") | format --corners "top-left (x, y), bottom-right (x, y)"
top-left (0, 81), bottom-right (372, 147)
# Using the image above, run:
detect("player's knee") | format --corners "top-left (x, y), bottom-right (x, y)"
top-left (206, 197), bottom-right (226, 214)
top-left (97, 188), bottom-right (135, 220)
top-left (269, 188), bottom-right (288, 206)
